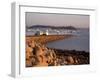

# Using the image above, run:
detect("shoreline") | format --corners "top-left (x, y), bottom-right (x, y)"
top-left (47, 48), bottom-right (89, 65)
top-left (26, 35), bottom-right (89, 67)
top-left (26, 35), bottom-right (74, 44)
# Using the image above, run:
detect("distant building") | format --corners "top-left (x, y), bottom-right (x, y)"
top-left (35, 30), bottom-right (49, 36)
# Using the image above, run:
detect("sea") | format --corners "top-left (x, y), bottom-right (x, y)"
top-left (26, 28), bottom-right (89, 52)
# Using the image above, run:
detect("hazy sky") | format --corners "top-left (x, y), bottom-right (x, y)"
top-left (26, 12), bottom-right (89, 28)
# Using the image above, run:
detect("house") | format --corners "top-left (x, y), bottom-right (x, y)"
top-left (35, 30), bottom-right (49, 36)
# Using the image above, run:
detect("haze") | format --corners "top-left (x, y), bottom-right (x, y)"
top-left (26, 12), bottom-right (89, 28)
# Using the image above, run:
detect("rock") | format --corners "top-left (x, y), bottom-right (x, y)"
top-left (26, 59), bottom-right (32, 67)
top-left (26, 38), bottom-right (89, 67)
top-left (32, 45), bottom-right (48, 66)
top-left (30, 40), bottom-right (36, 48)
top-left (34, 55), bottom-right (48, 66)
top-left (26, 45), bottom-right (33, 59)
top-left (67, 56), bottom-right (75, 64)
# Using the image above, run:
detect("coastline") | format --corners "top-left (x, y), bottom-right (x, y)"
top-left (26, 35), bottom-right (89, 67)
top-left (26, 35), bottom-right (73, 44)
top-left (49, 48), bottom-right (89, 65)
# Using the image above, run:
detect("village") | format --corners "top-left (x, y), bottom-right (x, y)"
top-left (26, 25), bottom-right (77, 36)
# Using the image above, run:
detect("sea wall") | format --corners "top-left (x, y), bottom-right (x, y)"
top-left (26, 35), bottom-right (73, 44)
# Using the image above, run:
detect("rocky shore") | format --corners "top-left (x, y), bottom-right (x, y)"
top-left (26, 35), bottom-right (89, 67)
top-left (26, 35), bottom-right (73, 44)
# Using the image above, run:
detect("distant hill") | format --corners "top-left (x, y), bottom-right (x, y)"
top-left (27, 25), bottom-right (77, 30)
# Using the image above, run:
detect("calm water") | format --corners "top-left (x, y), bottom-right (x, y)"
top-left (46, 29), bottom-right (89, 52)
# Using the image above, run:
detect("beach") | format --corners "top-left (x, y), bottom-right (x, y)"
top-left (26, 35), bottom-right (89, 67)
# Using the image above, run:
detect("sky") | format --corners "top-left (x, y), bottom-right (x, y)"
top-left (26, 12), bottom-right (89, 28)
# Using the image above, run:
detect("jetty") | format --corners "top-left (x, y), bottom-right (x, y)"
top-left (26, 35), bottom-right (73, 44)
